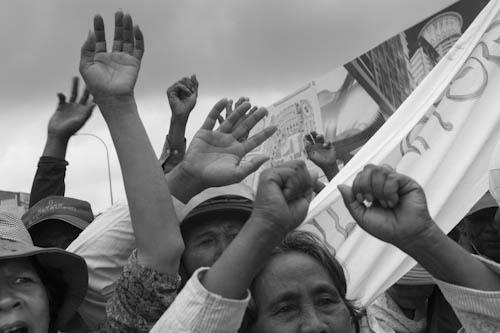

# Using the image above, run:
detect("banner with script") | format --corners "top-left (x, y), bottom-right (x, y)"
top-left (301, 0), bottom-right (500, 305)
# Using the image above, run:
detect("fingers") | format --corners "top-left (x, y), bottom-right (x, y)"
top-left (133, 26), bottom-right (144, 60)
top-left (234, 96), bottom-right (249, 110)
top-left (279, 160), bottom-right (313, 202)
top-left (201, 98), bottom-right (229, 130)
top-left (122, 14), bottom-right (135, 55)
top-left (225, 99), bottom-right (234, 119)
top-left (218, 102), bottom-right (251, 133)
top-left (179, 76), bottom-right (197, 94)
top-left (241, 125), bottom-right (277, 153)
top-left (70, 77), bottom-right (79, 103)
top-left (57, 93), bottom-right (66, 105)
top-left (231, 107), bottom-right (268, 140)
top-left (235, 155), bottom-right (270, 181)
top-left (351, 164), bottom-right (401, 208)
top-left (93, 14), bottom-right (107, 53)
top-left (112, 11), bottom-right (124, 52)
top-left (191, 74), bottom-right (199, 92)
top-left (80, 30), bottom-right (96, 71)
top-left (338, 184), bottom-right (367, 224)
top-left (79, 88), bottom-right (91, 105)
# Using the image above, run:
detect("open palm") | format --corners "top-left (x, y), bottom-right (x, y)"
top-left (49, 77), bottom-right (94, 138)
top-left (80, 11), bottom-right (144, 101)
top-left (83, 53), bottom-right (140, 98)
top-left (180, 99), bottom-right (277, 188)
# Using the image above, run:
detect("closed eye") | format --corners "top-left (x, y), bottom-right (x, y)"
top-left (272, 303), bottom-right (297, 316)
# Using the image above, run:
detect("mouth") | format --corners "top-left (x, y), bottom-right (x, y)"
top-left (0, 323), bottom-right (29, 333)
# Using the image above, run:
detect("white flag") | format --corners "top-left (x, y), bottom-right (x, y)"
top-left (301, 0), bottom-right (500, 305)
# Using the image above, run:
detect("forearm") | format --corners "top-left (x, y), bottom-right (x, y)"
top-left (322, 164), bottom-right (339, 181)
top-left (29, 156), bottom-right (67, 207)
top-left (165, 165), bottom-right (204, 204)
top-left (99, 96), bottom-right (183, 274)
top-left (202, 217), bottom-right (285, 299)
top-left (401, 224), bottom-right (500, 291)
top-left (167, 115), bottom-right (188, 145)
top-left (42, 134), bottom-right (70, 159)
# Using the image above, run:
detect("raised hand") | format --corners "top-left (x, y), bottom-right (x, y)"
top-left (338, 164), bottom-right (434, 249)
top-left (79, 11), bottom-right (144, 103)
top-left (252, 160), bottom-right (313, 233)
top-left (48, 77), bottom-right (94, 140)
top-left (166, 75), bottom-right (199, 119)
top-left (305, 132), bottom-right (337, 167)
top-left (179, 98), bottom-right (277, 189)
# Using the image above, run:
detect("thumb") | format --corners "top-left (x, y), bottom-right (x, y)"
top-left (338, 184), bottom-right (366, 224)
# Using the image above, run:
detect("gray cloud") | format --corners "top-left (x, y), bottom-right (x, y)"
top-left (0, 0), bottom-right (457, 211)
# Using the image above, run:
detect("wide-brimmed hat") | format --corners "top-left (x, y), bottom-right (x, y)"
top-left (0, 212), bottom-right (88, 329)
top-left (22, 196), bottom-right (94, 232)
top-left (180, 183), bottom-right (255, 226)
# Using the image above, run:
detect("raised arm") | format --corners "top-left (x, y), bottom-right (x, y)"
top-left (338, 164), bottom-right (500, 291)
top-left (79, 12), bottom-right (183, 275)
top-left (151, 160), bottom-right (314, 332)
top-left (159, 75), bottom-right (199, 173)
top-left (202, 160), bottom-right (313, 299)
top-left (29, 77), bottom-right (94, 207)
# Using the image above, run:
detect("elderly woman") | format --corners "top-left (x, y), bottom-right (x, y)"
top-left (0, 212), bottom-right (88, 333)
top-left (152, 164), bottom-right (500, 332)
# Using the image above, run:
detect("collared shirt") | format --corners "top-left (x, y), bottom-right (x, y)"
top-left (150, 267), bottom-right (250, 333)
top-left (159, 135), bottom-right (186, 174)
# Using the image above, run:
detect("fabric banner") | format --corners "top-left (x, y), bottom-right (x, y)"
top-left (301, 0), bottom-right (500, 306)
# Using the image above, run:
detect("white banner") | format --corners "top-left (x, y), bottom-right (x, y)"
top-left (301, 0), bottom-right (500, 305)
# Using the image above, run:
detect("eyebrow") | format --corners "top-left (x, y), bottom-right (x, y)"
top-left (269, 282), bottom-right (341, 307)
top-left (269, 290), bottom-right (300, 308)
top-left (313, 283), bottom-right (340, 295)
top-left (191, 230), bottom-right (217, 240)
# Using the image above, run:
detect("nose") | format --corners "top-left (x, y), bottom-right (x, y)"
top-left (0, 287), bottom-right (21, 312)
top-left (300, 307), bottom-right (329, 333)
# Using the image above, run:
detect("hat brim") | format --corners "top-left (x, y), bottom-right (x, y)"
top-left (0, 239), bottom-right (88, 329)
top-left (27, 214), bottom-right (90, 231)
top-left (397, 263), bottom-right (434, 285)
top-left (182, 201), bottom-right (253, 224)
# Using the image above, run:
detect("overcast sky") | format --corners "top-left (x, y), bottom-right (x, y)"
top-left (0, 0), bottom-right (456, 213)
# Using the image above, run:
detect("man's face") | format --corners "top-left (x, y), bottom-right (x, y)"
top-left (463, 208), bottom-right (500, 262)
top-left (181, 217), bottom-right (245, 277)
top-left (29, 220), bottom-right (82, 249)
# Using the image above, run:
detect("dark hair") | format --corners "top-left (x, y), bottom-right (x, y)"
top-left (31, 258), bottom-right (66, 333)
top-left (240, 231), bottom-right (363, 333)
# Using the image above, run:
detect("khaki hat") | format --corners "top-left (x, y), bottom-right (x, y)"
top-left (180, 183), bottom-right (255, 223)
top-left (22, 196), bottom-right (94, 231)
top-left (0, 212), bottom-right (88, 329)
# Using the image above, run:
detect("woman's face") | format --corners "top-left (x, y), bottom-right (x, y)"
top-left (0, 258), bottom-right (50, 333)
top-left (252, 252), bottom-right (355, 333)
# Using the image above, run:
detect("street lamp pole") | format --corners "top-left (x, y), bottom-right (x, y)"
top-left (75, 133), bottom-right (114, 205)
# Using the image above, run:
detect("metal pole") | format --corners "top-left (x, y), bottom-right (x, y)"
top-left (75, 133), bottom-right (114, 205)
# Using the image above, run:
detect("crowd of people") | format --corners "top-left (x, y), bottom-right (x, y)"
top-left (1, 11), bottom-right (499, 333)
